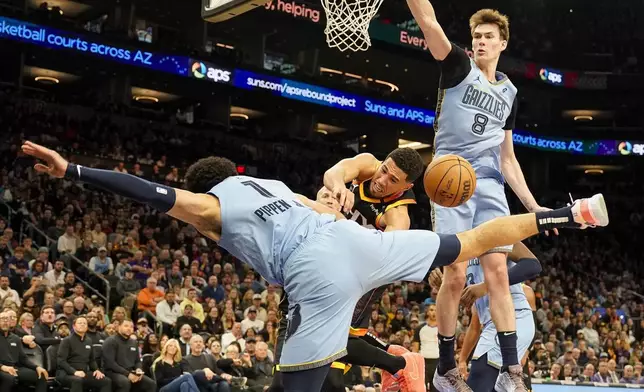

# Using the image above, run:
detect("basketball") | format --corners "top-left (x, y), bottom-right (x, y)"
top-left (424, 154), bottom-right (476, 207)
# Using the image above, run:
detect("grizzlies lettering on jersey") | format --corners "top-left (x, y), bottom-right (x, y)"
top-left (434, 57), bottom-right (518, 181)
top-left (466, 258), bottom-right (531, 327)
top-left (208, 176), bottom-right (335, 286)
top-left (348, 179), bottom-right (416, 331)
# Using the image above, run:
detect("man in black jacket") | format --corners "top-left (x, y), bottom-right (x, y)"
top-left (0, 311), bottom-right (48, 392)
top-left (56, 316), bottom-right (111, 392)
top-left (32, 305), bottom-right (61, 352)
top-left (183, 335), bottom-right (232, 392)
top-left (102, 319), bottom-right (156, 392)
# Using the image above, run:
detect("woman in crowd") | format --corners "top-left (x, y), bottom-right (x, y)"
top-left (204, 306), bottom-right (224, 336)
top-left (20, 295), bottom-right (39, 318)
top-left (221, 308), bottom-right (236, 332)
top-left (111, 306), bottom-right (128, 323)
top-left (241, 290), bottom-right (254, 310)
top-left (152, 339), bottom-right (200, 392)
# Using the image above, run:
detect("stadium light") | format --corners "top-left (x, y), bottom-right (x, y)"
top-left (574, 115), bottom-right (593, 122)
top-left (34, 76), bottom-right (59, 84)
top-left (134, 96), bottom-right (159, 103)
top-left (584, 169), bottom-right (604, 175)
top-left (230, 113), bottom-right (249, 120)
top-left (399, 138), bottom-right (431, 150)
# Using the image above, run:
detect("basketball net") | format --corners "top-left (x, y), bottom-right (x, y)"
top-left (321, 0), bottom-right (384, 52)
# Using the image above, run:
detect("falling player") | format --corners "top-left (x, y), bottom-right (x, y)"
top-left (405, 2), bottom-right (548, 390)
top-left (271, 148), bottom-right (427, 392)
top-left (22, 141), bottom-right (608, 392)
top-left (430, 242), bottom-right (539, 391)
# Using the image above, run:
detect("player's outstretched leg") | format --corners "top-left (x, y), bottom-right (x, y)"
top-left (454, 194), bottom-right (608, 264)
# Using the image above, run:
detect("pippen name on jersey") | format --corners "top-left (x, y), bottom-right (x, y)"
top-left (461, 85), bottom-right (509, 121)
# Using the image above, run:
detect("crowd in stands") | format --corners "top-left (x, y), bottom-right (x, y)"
top-left (0, 88), bottom-right (642, 392)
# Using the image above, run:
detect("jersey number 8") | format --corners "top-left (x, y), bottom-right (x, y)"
top-left (471, 113), bottom-right (489, 135)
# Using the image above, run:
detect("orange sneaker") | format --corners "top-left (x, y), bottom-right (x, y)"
top-left (381, 345), bottom-right (409, 391)
top-left (388, 344), bottom-right (410, 356)
top-left (399, 352), bottom-right (426, 392)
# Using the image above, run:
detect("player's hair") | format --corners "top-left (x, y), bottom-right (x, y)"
top-left (385, 148), bottom-right (424, 183)
top-left (185, 156), bottom-right (238, 193)
top-left (469, 9), bottom-right (510, 41)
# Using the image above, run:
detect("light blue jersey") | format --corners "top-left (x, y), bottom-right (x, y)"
top-left (208, 176), bottom-right (335, 286)
top-left (434, 58), bottom-right (518, 181)
top-left (466, 258), bottom-right (531, 327)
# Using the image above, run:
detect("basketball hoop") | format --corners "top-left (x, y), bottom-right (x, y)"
top-left (321, 0), bottom-right (384, 52)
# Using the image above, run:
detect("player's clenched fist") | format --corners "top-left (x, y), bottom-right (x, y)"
top-left (332, 185), bottom-right (355, 214)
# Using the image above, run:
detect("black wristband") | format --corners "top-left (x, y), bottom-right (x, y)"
top-left (65, 163), bottom-right (81, 181)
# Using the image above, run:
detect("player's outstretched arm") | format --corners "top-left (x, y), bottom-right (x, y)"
top-left (406, 0), bottom-right (451, 60)
top-left (21, 141), bottom-right (221, 240)
top-left (323, 153), bottom-right (380, 212)
top-left (458, 305), bottom-right (481, 377)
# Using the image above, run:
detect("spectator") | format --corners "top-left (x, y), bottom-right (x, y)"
top-left (556, 347), bottom-right (577, 368)
top-left (175, 304), bottom-right (201, 335)
top-left (607, 359), bottom-right (620, 383)
top-left (91, 224), bottom-right (107, 248)
top-left (252, 341), bottom-right (273, 387)
top-left (0, 275), bottom-right (20, 307)
top-left (117, 269), bottom-right (141, 309)
top-left (549, 363), bottom-right (562, 381)
top-left (33, 305), bottom-right (61, 352)
top-left (581, 321), bottom-right (600, 349)
top-left (592, 361), bottom-right (612, 383)
top-left (56, 316), bottom-right (111, 392)
top-left (84, 311), bottom-right (105, 344)
top-left (217, 344), bottom-right (257, 387)
top-left (180, 288), bottom-right (204, 323)
top-left (221, 323), bottom-right (245, 352)
top-left (243, 294), bottom-right (267, 323)
top-left (620, 364), bottom-right (637, 384)
top-left (152, 338), bottom-right (200, 392)
top-left (577, 363), bottom-right (595, 382)
top-left (0, 311), bottom-right (48, 392)
top-left (183, 335), bottom-right (232, 392)
top-left (137, 278), bottom-right (164, 316)
top-left (240, 307), bottom-right (264, 335)
top-left (177, 324), bottom-right (193, 357)
top-left (44, 260), bottom-right (65, 289)
top-left (89, 247), bottom-right (113, 276)
top-left (204, 306), bottom-right (224, 336)
top-left (412, 303), bottom-right (439, 385)
top-left (10, 264), bottom-right (30, 298)
top-left (156, 291), bottom-right (181, 337)
top-left (58, 225), bottom-right (79, 256)
top-left (102, 320), bottom-right (156, 392)
top-left (15, 312), bottom-right (34, 337)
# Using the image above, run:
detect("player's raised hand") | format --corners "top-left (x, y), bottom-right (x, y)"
top-left (21, 141), bottom-right (68, 178)
top-left (531, 206), bottom-right (559, 236)
top-left (332, 185), bottom-right (355, 213)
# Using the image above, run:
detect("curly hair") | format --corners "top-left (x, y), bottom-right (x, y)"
top-left (184, 156), bottom-right (238, 194)
top-left (386, 147), bottom-right (424, 182)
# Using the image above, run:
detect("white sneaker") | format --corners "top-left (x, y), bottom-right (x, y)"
top-left (495, 365), bottom-right (528, 392)
top-left (433, 368), bottom-right (472, 392)
top-left (570, 193), bottom-right (609, 228)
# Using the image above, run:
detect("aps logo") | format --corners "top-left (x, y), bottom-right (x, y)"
top-left (539, 68), bottom-right (563, 85)
top-left (190, 61), bottom-right (231, 83)
top-left (618, 141), bottom-right (632, 155)
top-left (191, 62), bottom-right (207, 78)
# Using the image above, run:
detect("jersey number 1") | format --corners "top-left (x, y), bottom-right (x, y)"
top-left (472, 113), bottom-right (489, 135)
top-left (242, 180), bottom-right (275, 198)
